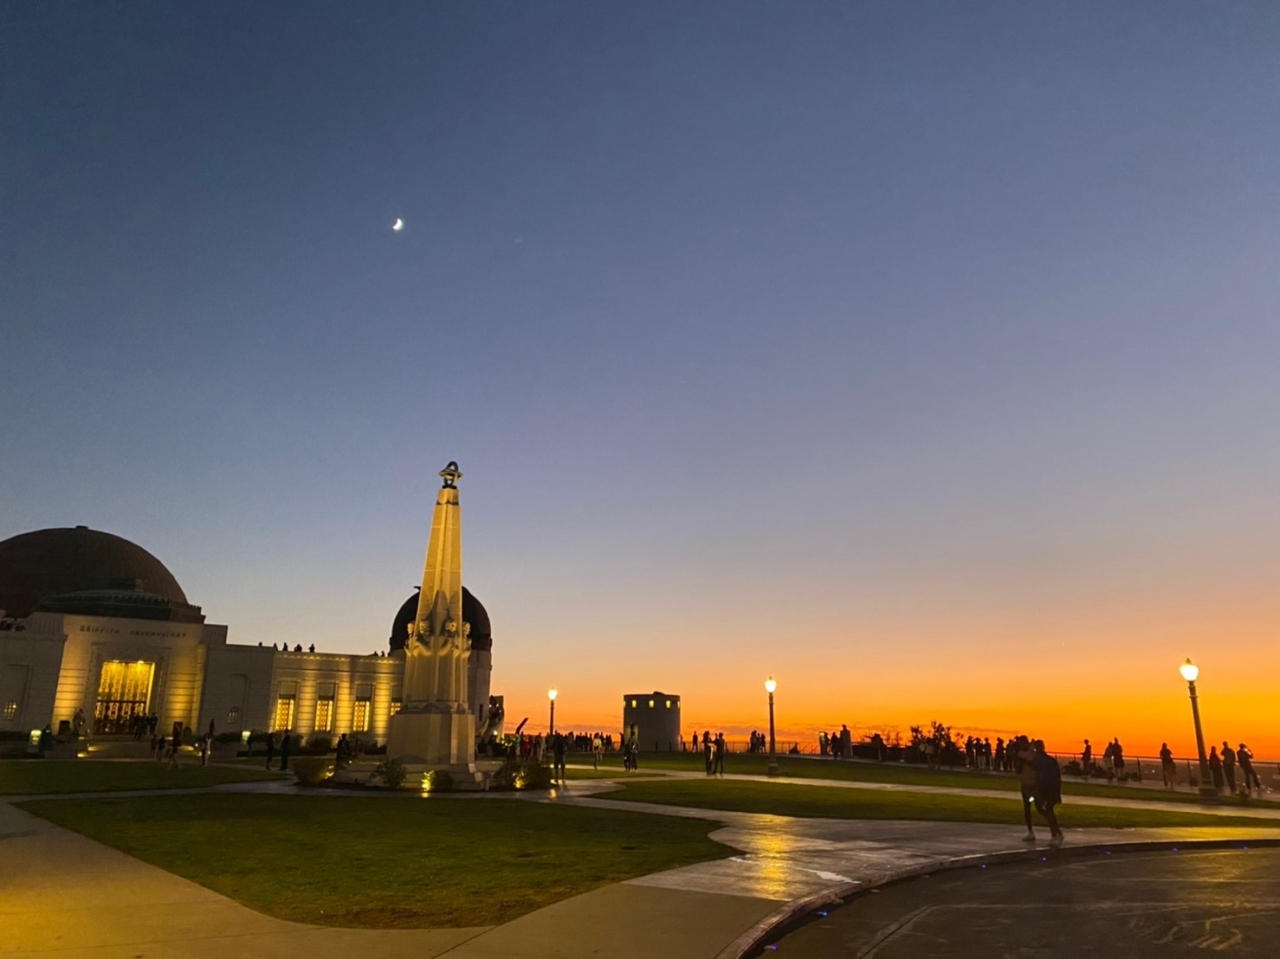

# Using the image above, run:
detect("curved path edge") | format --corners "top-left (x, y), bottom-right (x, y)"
top-left (711, 835), bottom-right (1280, 959)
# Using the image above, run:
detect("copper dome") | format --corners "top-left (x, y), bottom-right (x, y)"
top-left (389, 587), bottom-right (492, 652)
top-left (0, 526), bottom-right (188, 619)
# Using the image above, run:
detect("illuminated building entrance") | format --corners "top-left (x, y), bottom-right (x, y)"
top-left (94, 661), bottom-right (155, 734)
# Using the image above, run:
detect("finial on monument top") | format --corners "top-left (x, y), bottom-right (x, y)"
top-left (439, 461), bottom-right (462, 489)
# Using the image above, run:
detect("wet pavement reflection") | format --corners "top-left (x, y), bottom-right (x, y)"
top-left (761, 848), bottom-right (1280, 957)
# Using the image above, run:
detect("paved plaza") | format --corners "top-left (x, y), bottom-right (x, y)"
top-left (4, 769), bottom-right (1280, 959)
top-left (767, 847), bottom-right (1280, 958)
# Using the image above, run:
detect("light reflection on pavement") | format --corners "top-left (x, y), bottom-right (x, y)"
top-left (762, 848), bottom-right (1280, 958)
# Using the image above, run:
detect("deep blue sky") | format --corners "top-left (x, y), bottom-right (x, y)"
top-left (4, 3), bottom-right (1279, 744)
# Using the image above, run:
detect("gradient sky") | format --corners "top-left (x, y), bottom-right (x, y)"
top-left (4, 3), bottom-right (1278, 757)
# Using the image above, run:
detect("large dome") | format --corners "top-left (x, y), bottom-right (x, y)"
top-left (390, 587), bottom-right (492, 652)
top-left (0, 526), bottom-right (189, 619)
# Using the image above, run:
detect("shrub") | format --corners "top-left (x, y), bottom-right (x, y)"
top-left (422, 769), bottom-right (454, 792)
top-left (306, 734), bottom-right (333, 753)
top-left (491, 759), bottom-right (553, 791)
top-left (292, 757), bottom-right (333, 786)
top-left (376, 758), bottom-right (406, 789)
top-left (1062, 760), bottom-right (1084, 777)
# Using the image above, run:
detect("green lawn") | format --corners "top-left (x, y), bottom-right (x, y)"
top-left (0, 759), bottom-right (284, 795)
top-left (607, 778), bottom-right (1280, 830)
top-left (21, 793), bottom-right (730, 928)
top-left (578, 752), bottom-right (1272, 807)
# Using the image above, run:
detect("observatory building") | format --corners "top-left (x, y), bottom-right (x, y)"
top-left (0, 505), bottom-right (495, 746)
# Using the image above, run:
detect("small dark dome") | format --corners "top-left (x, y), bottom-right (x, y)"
top-left (390, 587), bottom-right (492, 652)
top-left (0, 527), bottom-right (188, 619)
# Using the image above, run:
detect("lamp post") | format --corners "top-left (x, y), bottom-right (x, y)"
top-left (548, 687), bottom-right (557, 736)
top-left (764, 677), bottom-right (780, 778)
top-left (1179, 659), bottom-right (1218, 802)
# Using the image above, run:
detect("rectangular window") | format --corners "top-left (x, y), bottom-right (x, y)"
top-left (315, 698), bottom-right (334, 732)
top-left (273, 695), bottom-right (296, 731)
top-left (390, 699), bottom-right (401, 717)
top-left (227, 706), bottom-right (240, 725)
top-left (353, 699), bottom-right (370, 732)
top-left (0, 665), bottom-right (30, 725)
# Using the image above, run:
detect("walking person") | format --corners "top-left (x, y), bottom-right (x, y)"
top-left (592, 733), bottom-right (603, 769)
top-left (1222, 742), bottom-right (1237, 796)
top-left (1081, 739), bottom-right (1092, 773)
top-left (552, 731), bottom-right (566, 785)
top-left (1010, 736), bottom-right (1038, 841)
top-left (279, 730), bottom-right (291, 771)
top-left (167, 722), bottom-right (182, 769)
top-left (1030, 740), bottom-right (1065, 846)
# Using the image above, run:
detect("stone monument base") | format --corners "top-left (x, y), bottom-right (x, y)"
top-left (386, 705), bottom-right (475, 766)
top-left (331, 757), bottom-right (503, 791)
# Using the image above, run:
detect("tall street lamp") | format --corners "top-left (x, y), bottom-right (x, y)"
top-left (765, 677), bottom-right (780, 778)
top-left (548, 687), bottom-right (557, 736)
top-left (1179, 659), bottom-right (1218, 802)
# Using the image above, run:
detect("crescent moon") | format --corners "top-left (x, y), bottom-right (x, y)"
top-left (392, 218), bottom-right (404, 231)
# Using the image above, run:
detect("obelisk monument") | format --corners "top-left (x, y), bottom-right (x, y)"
top-left (386, 461), bottom-right (476, 768)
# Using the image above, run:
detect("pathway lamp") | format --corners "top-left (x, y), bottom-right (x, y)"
top-left (548, 687), bottom-right (557, 736)
top-left (1179, 659), bottom-right (1218, 802)
top-left (765, 677), bottom-right (780, 778)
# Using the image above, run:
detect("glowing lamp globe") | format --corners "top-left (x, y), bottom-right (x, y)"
top-left (764, 677), bottom-right (777, 694)
top-left (1179, 659), bottom-right (1199, 683)
top-left (548, 688), bottom-right (558, 702)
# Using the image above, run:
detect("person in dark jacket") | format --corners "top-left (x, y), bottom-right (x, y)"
top-left (264, 732), bottom-right (276, 769)
top-left (1209, 746), bottom-right (1224, 792)
top-left (1221, 742), bottom-right (1237, 795)
top-left (1027, 740), bottom-right (1064, 847)
top-left (551, 732), bottom-right (566, 784)
top-left (279, 730), bottom-right (292, 771)
top-left (1238, 744), bottom-right (1261, 794)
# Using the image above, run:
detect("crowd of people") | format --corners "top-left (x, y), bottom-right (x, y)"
top-left (1156, 739), bottom-right (1265, 795)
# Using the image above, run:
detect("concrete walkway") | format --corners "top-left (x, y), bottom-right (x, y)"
top-left (5, 778), bottom-right (1279, 959)
top-left (577, 768), bottom-right (1280, 820)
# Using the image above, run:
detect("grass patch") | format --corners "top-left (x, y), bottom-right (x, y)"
top-left (608, 779), bottom-right (1280, 830)
top-left (0, 759), bottom-right (283, 795)
top-left (21, 793), bottom-right (730, 927)
top-left (598, 752), bottom-right (1271, 807)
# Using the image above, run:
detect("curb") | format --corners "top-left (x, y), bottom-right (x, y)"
top-left (712, 835), bottom-right (1280, 959)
